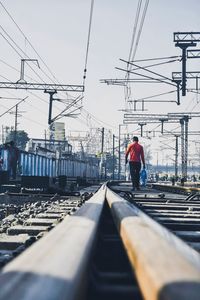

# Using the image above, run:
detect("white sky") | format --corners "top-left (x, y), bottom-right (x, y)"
top-left (0, 0), bottom-right (199, 165)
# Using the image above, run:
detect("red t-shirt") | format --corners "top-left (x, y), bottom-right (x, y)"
top-left (126, 142), bottom-right (145, 164)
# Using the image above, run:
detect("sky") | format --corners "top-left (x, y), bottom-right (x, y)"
top-left (0, 0), bottom-right (199, 166)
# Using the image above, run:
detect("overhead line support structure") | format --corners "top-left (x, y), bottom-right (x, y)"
top-left (175, 135), bottom-right (179, 180)
top-left (123, 113), bottom-right (193, 180)
top-left (173, 32), bottom-right (200, 96)
top-left (172, 71), bottom-right (200, 93)
top-left (112, 134), bottom-right (115, 180)
top-left (175, 42), bottom-right (196, 96)
top-left (187, 49), bottom-right (200, 58)
top-left (0, 81), bottom-right (84, 125)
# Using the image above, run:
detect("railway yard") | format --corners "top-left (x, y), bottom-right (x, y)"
top-left (0, 182), bottom-right (200, 299)
top-left (0, 1), bottom-right (199, 299)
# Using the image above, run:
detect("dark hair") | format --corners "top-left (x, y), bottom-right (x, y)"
top-left (133, 136), bottom-right (138, 142)
top-left (10, 141), bottom-right (14, 146)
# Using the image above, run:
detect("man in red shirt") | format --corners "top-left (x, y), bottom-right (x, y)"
top-left (125, 136), bottom-right (145, 191)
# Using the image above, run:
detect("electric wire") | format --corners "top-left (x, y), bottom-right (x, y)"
top-left (0, 2), bottom-right (115, 133)
top-left (0, 96), bottom-right (27, 118)
top-left (0, 1), bottom-right (62, 84)
top-left (0, 3), bottom-right (84, 118)
top-left (83, 0), bottom-right (94, 86)
top-left (127, 0), bottom-right (142, 64)
top-left (117, 65), bottom-right (176, 87)
top-left (0, 27), bottom-right (46, 83)
top-left (125, 0), bottom-right (145, 103)
top-left (131, 55), bottom-right (181, 63)
top-left (131, 0), bottom-right (150, 61)
top-left (129, 58), bottom-right (181, 72)
top-left (121, 58), bottom-right (175, 83)
top-left (128, 90), bottom-right (176, 102)
top-left (0, 101), bottom-right (47, 127)
top-left (0, 2), bottom-right (110, 131)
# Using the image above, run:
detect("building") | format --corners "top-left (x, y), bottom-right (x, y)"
top-left (49, 122), bottom-right (65, 141)
top-left (28, 138), bottom-right (72, 158)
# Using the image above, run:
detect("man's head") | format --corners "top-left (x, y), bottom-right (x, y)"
top-left (133, 136), bottom-right (138, 142)
top-left (10, 141), bottom-right (14, 146)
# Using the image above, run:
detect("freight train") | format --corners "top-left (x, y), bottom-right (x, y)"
top-left (0, 148), bottom-right (99, 188)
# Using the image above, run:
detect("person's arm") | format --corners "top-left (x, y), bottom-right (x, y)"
top-left (141, 146), bottom-right (145, 168)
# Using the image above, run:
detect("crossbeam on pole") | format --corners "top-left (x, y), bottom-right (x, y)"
top-left (0, 81), bottom-right (84, 92)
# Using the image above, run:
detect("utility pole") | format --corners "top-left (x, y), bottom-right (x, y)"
top-left (112, 134), bottom-right (115, 180)
top-left (184, 116), bottom-right (189, 180)
top-left (1, 125), bottom-right (4, 144)
top-left (44, 90), bottom-right (57, 125)
top-left (175, 135), bottom-right (179, 180)
top-left (99, 127), bottom-right (104, 179)
top-left (118, 125), bottom-right (121, 180)
top-left (9, 103), bottom-right (26, 144)
top-left (179, 116), bottom-right (189, 181)
top-left (175, 43), bottom-right (196, 96)
top-left (14, 104), bottom-right (18, 143)
top-left (173, 32), bottom-right (200, 96)
top-left (180, 118), bottom-right (185, 179)
top-left (138, 123), bottom-right (146, 137)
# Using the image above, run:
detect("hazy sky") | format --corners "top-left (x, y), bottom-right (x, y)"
top-left (0, 0), bottom-right (199, 165)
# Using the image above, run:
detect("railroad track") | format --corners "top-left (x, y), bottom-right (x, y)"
top-left (0, 182), bottom-right (200, 300)
top-left (0, 188), bottom-right (96, 268)
top-left (151, 182), bottom-right (200, 195)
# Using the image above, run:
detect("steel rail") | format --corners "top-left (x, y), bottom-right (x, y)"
top-left (0, 186), bottom-right (106, 300)
top-left (106, 187), bottom-right (200, 300)
top-left (152, 183), bottom-right (200, 194)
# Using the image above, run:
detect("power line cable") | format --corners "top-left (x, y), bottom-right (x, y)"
top-left (0, 1), bottom-right (61, 84)
top-left (0, 28), bottom-right (46, 83)
top-left (83, 0), bottom-right (94, 86)
top-left (121, 58), bottom-right (175, 83)
top-left (128, 0), bottom-right (142, 64)
top-left (131, 0), bottom-right (150, 61)
top-left (125, 0), bottom-right (143, 103)
top-left (0, 96), bottom-right (28, 118)
top-left (0, 101), bottom-right (47, 127)
top-left (131, 55), bottom-right (181, 62)
top-left (0, 2), bottom-right (109, 131)
top-left (130, 58), bottom-right (181, 72)
top-left (117, 66), bottom-right (176, 87)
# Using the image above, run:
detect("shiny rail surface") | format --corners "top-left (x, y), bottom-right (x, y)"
top-left (0, 182), bottom-right (200, 300)
top-left (106, 184), bottom-right (200, 300)
top-left (151, 183), bottom-right (200, 194)
top-left (0, 186), bottom-right (106, 300)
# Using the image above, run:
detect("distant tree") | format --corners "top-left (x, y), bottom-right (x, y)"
top-left (5, 130), bottom-right (29, 150)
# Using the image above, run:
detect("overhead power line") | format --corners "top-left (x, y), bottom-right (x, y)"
top-left (131, 55), bottom-right (181, 62)
top-left (0, 1), bottom-right (60, 83)
top-left (83, 0), bottom-right (95, 86)
top-left (0, 1), bottom-right (110, 130)
top-left (125, 0), bottom-right (150, 103)
top-left (131, 0), bottom-right (150, 61)
top-left (128, 0), bottom-right (142, 63)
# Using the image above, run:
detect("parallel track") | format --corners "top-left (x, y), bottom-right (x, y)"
top-left (0, 182), bottom-right (200, 300)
